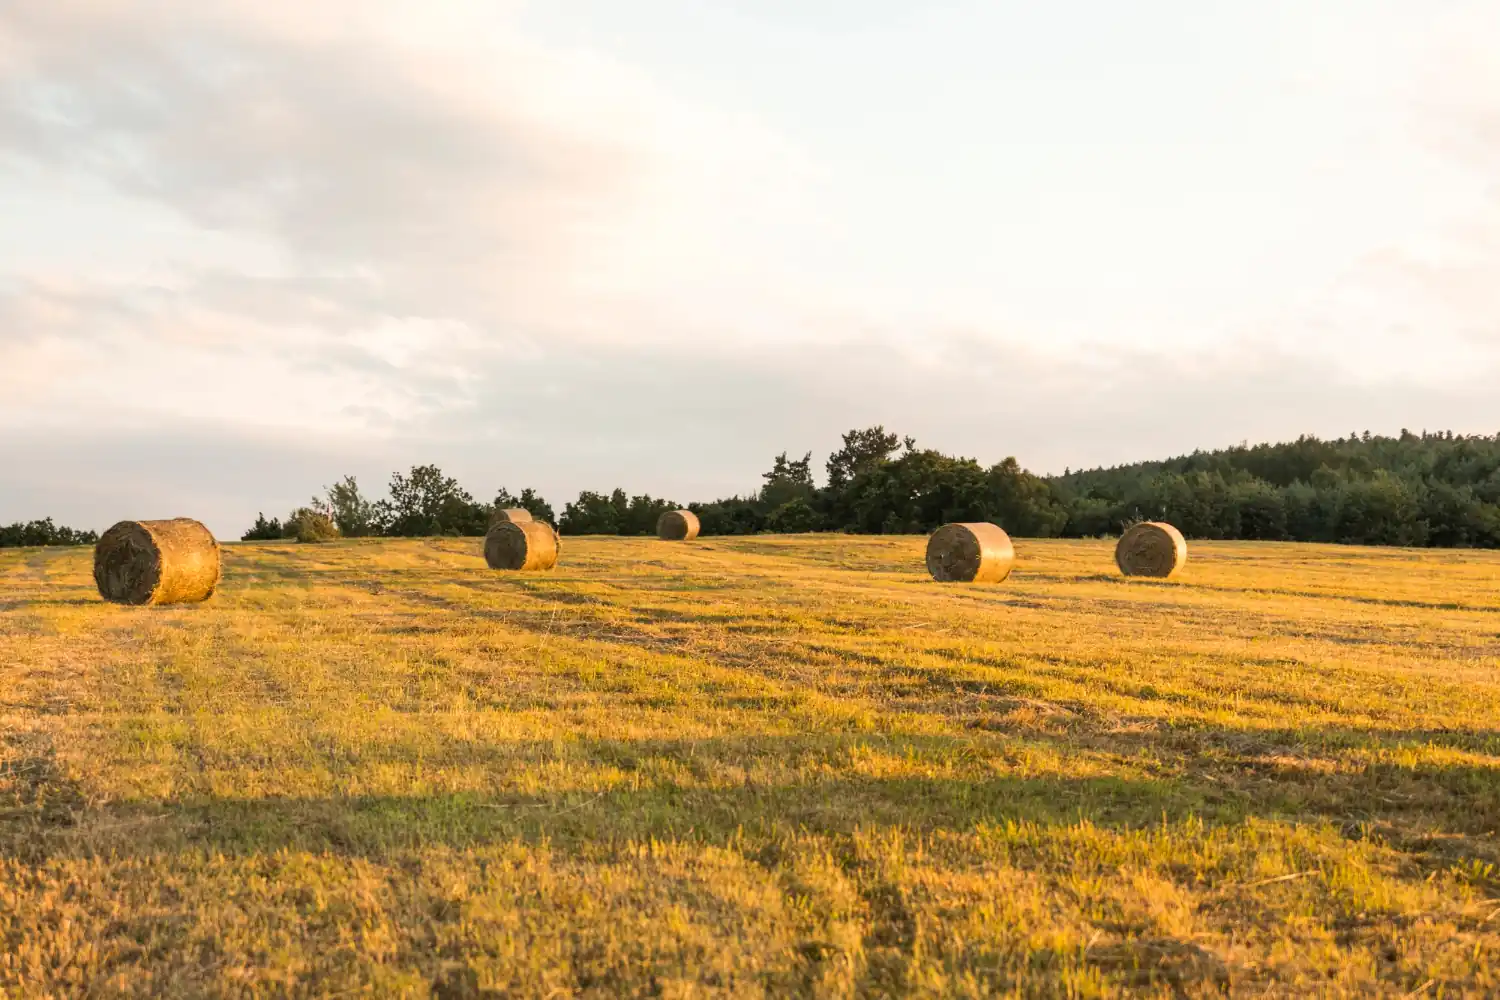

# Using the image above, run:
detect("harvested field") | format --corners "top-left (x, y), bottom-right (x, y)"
top-left (3, 535), bottom-right (1500, 996)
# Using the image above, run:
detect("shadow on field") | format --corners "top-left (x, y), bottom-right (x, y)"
top-left (5, 727), bottom-right (1498, 878)
top-left (7, 770), bottom-right (1201, 861)
top-left (0, 730), bottom-right (87, 862)
top-left (0, 597), bottom-right (97, 613)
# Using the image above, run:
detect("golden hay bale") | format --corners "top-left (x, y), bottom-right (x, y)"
top-left (1115, 521), bottom-right (1188, 578)
top-left (657, 509), bottom-right (700, 541)
top-left (289, 508), bottom-right (339, 544)
top-left (925, 522), bottom-right (1015, 583)
top-left (484, 519), bottom-right (559, 571)
top-left (94, 518), bottom-right (221, 606)
top-left (489, 507), bottom-right (533, 528)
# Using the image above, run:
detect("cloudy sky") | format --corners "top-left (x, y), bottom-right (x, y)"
top-left (1, 1), bottom-right (1496, 535)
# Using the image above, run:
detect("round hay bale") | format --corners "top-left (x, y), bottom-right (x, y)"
top-left (657, 509), bottom-right (700, 541)
top-left (94, 518), bottom-right (221, 606)
top-left (484, 519), bottom-right (559, 571)
top-left (489, 507), bottom-right (533, 528)
top-left (925, 522), bottom-right (1015, 583)
top-left (1115, 521), bottom-right (1187, 578)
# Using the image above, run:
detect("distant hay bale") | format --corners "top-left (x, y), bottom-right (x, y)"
top-left (1115, 521), bottom-right (1187, 578)
top-left (484, 519), bottom-right (559, 571)
top-left (289, 508), bottom-right (339, 544)
top-left (657, 510), bottom-right (700, 541)
top-left (489, 507), bottom-right (533, 528)
top-left (93, 518), bottom-right (221, 606)
top-left (925, 523), bottom-right (1015, 583)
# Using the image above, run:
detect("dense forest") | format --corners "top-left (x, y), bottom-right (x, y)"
top-left (8, 428), bottom-right (1500, 549)
top-left (242, 427), bottom-right (1500, 549)
top-left (682, 428), bottom-right (1500, 547)
top-left (1052, 429), bottom-right (1500, 547)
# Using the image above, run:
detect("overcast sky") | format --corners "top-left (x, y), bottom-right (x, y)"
top-left (2, 1), bottom-right (1497, 536)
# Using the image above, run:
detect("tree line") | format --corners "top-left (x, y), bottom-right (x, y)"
top-left (9, 427), bottom-right (1500, 549)
top-left (239, 428), bottom-right (1066, 542)
top-left (694, 428), bottom-right (1500, 547)
top-left (242, 467), bottom-right (557, 541)
top-left (0, 518), bottom-right (99, 549)
top-left (238, 426), bottom-right (1500, 548)
top-left (1052, 429), bottom-right (1500, 547)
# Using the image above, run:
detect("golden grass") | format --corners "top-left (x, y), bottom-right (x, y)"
top-left (3, 535), bottom-right (1500, 997)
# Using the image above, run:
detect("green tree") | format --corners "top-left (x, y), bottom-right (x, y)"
top-left (377, 465), bottom-right (488, 536)
top-left (240, 513), bottom-right (284, 542)
top-left (287, 507), bottom-right (340, 543)
top-left (765, 497), bottom-right (823, 533)
top-left (323, 476), bottom-right (377, 537)
top-left (755, 451), bottom-right (824, 531)
top-left (689, 497), bottom-right (765, 536)
top-left (841, 448), bottom-right (993, 534)
top-left (0, 518), bottom-right (100, 547)
top-left (559, 489), bottom-right (680, 536)
top-left (987, 457), bottom-right (1068, 537)
top-left (494, 487), bottom-right (555, 525)
top-left (825, 426), bottom-right (904, 492)
top-left (1063, 496), bottom-right (1118, 537)
top-left (558, 490), bottom-right (623, 535)
top-left (1231, 480), bottom-right (1289, 541)
top-left (761, 451), bottom-right (817, 509)
top-left (1331, 473), bottom-right (1427, 546)
top-left (621, 493), bottom-right (678, 536)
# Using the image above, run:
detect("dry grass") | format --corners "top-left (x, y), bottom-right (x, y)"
top-left (3, 535), bottom-right (1500, 997)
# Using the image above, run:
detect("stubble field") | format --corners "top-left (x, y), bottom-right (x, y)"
top-left (2, 535), bottom-right (1500, 997)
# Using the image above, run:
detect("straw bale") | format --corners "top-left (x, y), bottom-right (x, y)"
top-left (657, 510), bottom-right (700, 541)
top-left (1115, 521), bottom-right (1187, 578)
top-left (925, 522), bottom-right (1015, 583)
top-left (94, 518), bottom-right (221, 605)
top-left (484, 519), bottom-right (559, 571)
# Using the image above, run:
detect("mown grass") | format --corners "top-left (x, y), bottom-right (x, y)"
top-left (2, 534), bottom-right (1499, 997)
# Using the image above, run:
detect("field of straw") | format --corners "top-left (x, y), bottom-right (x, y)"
top-left (3, 535), bottom-right (1500, 997)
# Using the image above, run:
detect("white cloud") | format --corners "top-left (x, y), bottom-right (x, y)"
top-left (0, 0), bottom-right (833, 443)
top-left (0, 0), bottom-right (826, 340)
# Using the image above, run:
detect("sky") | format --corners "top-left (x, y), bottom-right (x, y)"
top-left (1, 0), bottom-right (1497, 536)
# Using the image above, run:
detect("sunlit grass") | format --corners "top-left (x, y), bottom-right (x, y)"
top-left (3, 535), bottom-right (1499, 996)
